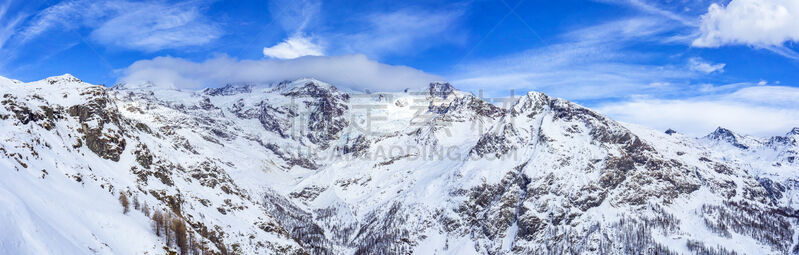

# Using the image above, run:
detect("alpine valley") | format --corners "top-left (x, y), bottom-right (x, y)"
top-left (1, 74), bottom-right (797, 255)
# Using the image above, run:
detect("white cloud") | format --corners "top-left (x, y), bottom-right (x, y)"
top-left (19, 0), bottom-right (221, 52)
top-left (119, 54), bottom-right (441, 91)
top-left (726, 85), bottom-right (799, 107)
top-left (693, 0), bottom-right (799, 48)
top-left (688, 57), bottom-right (725, 73)
top-left (263, 35), bottom-right (324, 59)
top-left (597, 85), bottom-right (799, 137)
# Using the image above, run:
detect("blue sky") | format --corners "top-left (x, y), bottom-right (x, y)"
top-left (0, 0), bottom-right (798, 136)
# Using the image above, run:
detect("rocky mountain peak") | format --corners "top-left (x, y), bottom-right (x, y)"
top-left (510, 91), bottom-right (550, 114)
top-left (707, 127), bottom-right (750, 149)
top-left (111, 80), bottom-right (162, 91)
top-left (510, 91), bottom-right (599, 122)
top-left (203, 83), bottom-right (253, 96)
top-left (428, 82), bottom-right (455, 99)
top-left (43, 74), bottom-right (82, 85)
top-left (665, 129), bottom-right (678, 135)
top-left (277, 79), bottom-right (341, 98)
top-left (769, 127), bottom-right (799, 147)
top-left (708, 127), bottom-right (737, 140)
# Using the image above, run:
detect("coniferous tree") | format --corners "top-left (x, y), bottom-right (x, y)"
top-left (188, 231), bottom-right (195, 255)
top-left (173, 218), bottom-right (188, 255)
top-left (164, 212), bottom-right (173, 247)
top-left (133, 195), bottom-right (140, 210)
top-left (153, 211), bottom-right (164, 237)
top-left (142, 203), bottom-right (151, 217)
top-left (118, 193), bottom-right (130, 214)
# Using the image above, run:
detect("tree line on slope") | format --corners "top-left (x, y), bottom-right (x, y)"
top-left (118, 192), bottom-right (211, 255)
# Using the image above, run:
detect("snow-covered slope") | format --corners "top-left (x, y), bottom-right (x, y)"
top-left (698, 126), bottom-right (799, 211)
top-left (0, 74), bottom-right (797, 254)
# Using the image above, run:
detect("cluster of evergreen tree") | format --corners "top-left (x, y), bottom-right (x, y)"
top-left (313, 206), bottom-right (358, 245)
top-left (686, 240), bottom-right (739, 255)
top-left (118, 191), bottom-right (208, 255)
top-left (262, 192), bottom-right (334, 254)
top-left (152, 209), bottom-right (202, 255)
top-left (352, 202), bottom-right (414, 255)
top-left (506, 204), bottom-right (683, 254)
top-left (700, 201), bottom-right (794, 253)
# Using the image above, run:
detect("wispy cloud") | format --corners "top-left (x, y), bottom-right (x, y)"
top-left (19, 0), bottom-right (221, 52)
top-left (263, 35), bottom-right (324, 59)
top-left (262, 1), bottom-right (466, 61)
top-left (91, 1), bottom-right (221, 52)
top-left (120, 54), bottom-right (441, 91)
top-left (268, 0), bottom-right (320, 33)
top-left (449, 17), bottom-right (695, 100)
top-left (688, 57), bottom-right (725, 74)
top-left (333, 8), bottom-right (465, 58)
top-left (0, 2), bottom-right (26, 50)
top-left (17, 1), bottom-right (82, 42)
top-left (594, 0), bottom-right (700, 27)
top-left (763, 45), bottom-right (799, 60)
top-left (596, 0), bottom-right (799, 61)
top-left (0, 2), bottom-right (30, 73)
top-left (261, 0), bottom-right (327, 59)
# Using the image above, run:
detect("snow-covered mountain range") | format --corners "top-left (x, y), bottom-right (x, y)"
top-left (0, 74), bottom-right (797, 254)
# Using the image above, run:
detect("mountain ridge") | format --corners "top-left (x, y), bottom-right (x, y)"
top-left (0, 74), bottom-right (797, 255)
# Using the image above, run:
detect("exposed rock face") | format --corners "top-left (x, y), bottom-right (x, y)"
top-left (66, 87), bottom-right (127, 161)
top-left (258, 103), bottom-right (293, 138)
top-left (470, 123), bottom-right (521, 158)
top-left (428, 82), bottom-right (455, 99)
top-left (45, 74), bottom-right (82, 85)
top-left (264, 81), bottom-right (352, 148)
top-left (1, 75), bottom-right (797, 255)
top-left (768, 128), bottom-right (799, 147)
top-left (706, 127), bottom-right (752, 150)
top-left (204, 83), bottom-right (253, 96)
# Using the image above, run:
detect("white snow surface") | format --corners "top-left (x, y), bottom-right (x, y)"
top-left (0, 75), bottom-right (797, 254)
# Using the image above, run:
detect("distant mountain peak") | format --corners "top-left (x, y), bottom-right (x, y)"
top-left (789, 127), bottom-right (799, 136)
top-left (511, 91), bottom-right (551, 112)
top-left (111, 80), bottom-right (164, 91)
top-left (665, 129), bottom-right (678, 135)
top-left (706, 127), bottom-right (751, 150)
top-left (428, 82), bottom-right (454, 99)
top-left (203, 83), bottom-right (254, 96)
top-left (43, 73), bottom-right (82, 85)
top-left (708, 127), bottom-right (736, 138)
top-left (272, 78), bottom-right (338, 95)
